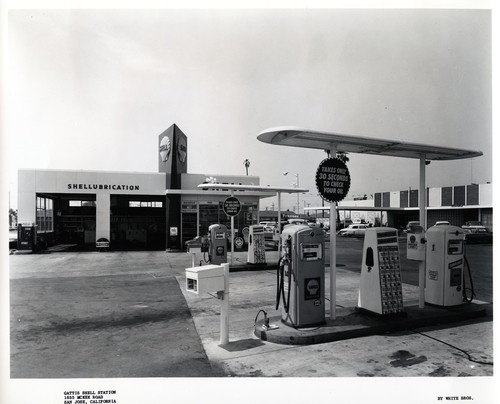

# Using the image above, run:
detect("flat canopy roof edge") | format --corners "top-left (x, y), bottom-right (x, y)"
top-left (257, 126), bottom-right (483, 161)
top-left (167, 189), bottom-right (276, 197)
top-left (304, 205), bottom-right (493, 211)
top-left (196, 183), bottom-right (309, 194)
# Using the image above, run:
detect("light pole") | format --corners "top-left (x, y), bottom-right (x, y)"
top-left (283, 172), bottom-right (300, 214)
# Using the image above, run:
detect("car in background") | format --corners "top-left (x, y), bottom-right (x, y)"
top-left (404, 221), bottom-right (420, 233)
top-left (336, 219), bottom-right (352, 231)
top-left (259, 222), bottom-right (280, 249)
top-left (259, 221), bottom-right (277, 231)
top-left (464, 220), bottom-right (483, 227)
top-left (9, 229), bottom-right (17, 250)
top-left (435, 221), bottom-right (450, 226)
top-left (287, 218), bottom-right (307, 226)
top-left (461, 223), bottom-right (493, 244)
top-left (337, 224), bottom-right (368, 237)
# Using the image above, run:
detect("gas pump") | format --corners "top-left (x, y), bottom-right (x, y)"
top-left (247, 225), bottom-right (266, 264)
top-left (406, 224), bottom-right (426, 261)
top-left (207, 224), bottom-right (228, 265)
top-left (17, 223), bottom-right (37, 251)
top-left (425, 225), bottom-right (464, 306)
top-left (357, 228), bottom-right (404, 316)
top-left (276, 224), bottom-right (325, 328)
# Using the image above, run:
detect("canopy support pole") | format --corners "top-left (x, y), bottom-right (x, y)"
top-left (418, 155), bottom-right (427, 308)
top-left (329, 144), bottom-right (337, 320)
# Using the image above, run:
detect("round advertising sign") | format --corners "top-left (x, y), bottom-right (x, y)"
top-left (223, 197), bottom-right (241, 216)
top-left (315, 158), bottom-right (351, 203)
top-left (233, 236), bottom-right (244, 249)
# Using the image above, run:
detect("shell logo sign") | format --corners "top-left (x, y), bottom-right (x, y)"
top-left (177, 136), bottom-right (187, 163)
top-left (159, 135), bottom-right (171, 162)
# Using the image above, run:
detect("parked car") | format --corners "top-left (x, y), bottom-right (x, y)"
top-left (287, 218), bottom-right (307, 226)
top-left (464, 220), bottom-right (483, 227)
top-left (337, 224), bottom-right (368, 237)
top-left (435, 221), bottom-right (450, 226)
top-left (404, 221), bottom-right (421, 233)
top-left (461, 224), bottom-right (493, 244)
top-left (336, 219), bottom-right (352, 231)
top-left (9, 229), bottom-right (17, 250)
top-left (259, 221), bottom-right (277, 231)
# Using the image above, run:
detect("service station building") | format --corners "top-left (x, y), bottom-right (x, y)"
top-left (17, 124), bottom-right (273, 251)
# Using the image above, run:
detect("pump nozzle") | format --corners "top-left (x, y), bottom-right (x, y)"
top-left (264, 314), bottom-right (270, 328)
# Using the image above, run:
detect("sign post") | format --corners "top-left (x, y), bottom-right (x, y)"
top-left (315, 155), bottom-right (351, 320)
top-left (223, 195), bottom-right (241, 266)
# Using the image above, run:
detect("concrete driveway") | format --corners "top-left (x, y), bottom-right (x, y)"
top-left (9, 249), bottom-right (493, 379)
top-left (10, 251), bottom-right (221, 378)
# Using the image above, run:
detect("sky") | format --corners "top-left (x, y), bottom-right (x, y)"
top-left (4, 7), bottom-right (493, 212)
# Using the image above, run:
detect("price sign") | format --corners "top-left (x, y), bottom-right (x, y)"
top-left (315, 158), bottom-right (351, 203)
top-left (223, 197), bottom-right (241, 216)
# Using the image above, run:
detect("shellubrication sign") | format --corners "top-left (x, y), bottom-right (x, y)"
top-left (315, 158), bottom-right (351, 203)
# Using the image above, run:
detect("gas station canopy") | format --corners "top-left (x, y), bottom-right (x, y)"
top-left (257, 126), bottom-right (483, 160)
top-left (257, 126), bottom-right (484, 318)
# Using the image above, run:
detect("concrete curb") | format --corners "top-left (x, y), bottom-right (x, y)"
top-left (254, 302), bottom-right (488, 345)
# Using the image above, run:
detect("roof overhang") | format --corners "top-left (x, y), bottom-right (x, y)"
top-left (196, 183), bottom-right (309, 194)
top-left (166, 189), bottom-right (276, 198)
top-left (304, 205), bottom-right (492, 212)
top-left (257, 127), bottom-right (483, 161)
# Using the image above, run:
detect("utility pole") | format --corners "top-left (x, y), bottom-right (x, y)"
top-left (243, 159), bottom-right (250, 176)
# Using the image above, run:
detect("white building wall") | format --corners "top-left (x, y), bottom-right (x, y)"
top-left (96, 194), bottom-right (110, 241)
top-left (17, 170), bottom-right (36, 224)
top-left (390, 191), bottom-right (399, 207)
top-left (428, 187), bottom-right (441, 207)
top-left (18, 169), bottom-right (167, 240)
top-left (479, 183), bottom-right (492, 206)
top-left (18, 169), bottom-right (166, 195)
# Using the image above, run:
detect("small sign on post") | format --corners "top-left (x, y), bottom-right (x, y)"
top-left (223, 196), bottom-right (241, 216)
top-left (315, 158), bottom-right (351, 203)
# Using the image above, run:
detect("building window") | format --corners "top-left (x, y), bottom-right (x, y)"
top-left (69, 200), bottom-right (96, 207)
top-left (467, 184), bottom-right (479, 205)
top-left (129, 201), bottom-right (163, 208)
top-left (36, 196), bottom-right (54, 233)
top-left (409, 190), bottom-right (419, 207)
top-left (382, 192), bottom-right (390, 207)
top-left (454, 186), bottom-right (466, 206)
top-left (442, 187), bottom-right (453, 206)
top-left (400, 191), bottom-right (409, 208)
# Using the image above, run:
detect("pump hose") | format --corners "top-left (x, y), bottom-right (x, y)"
top-left (462, 255), bottom-right (475, 303)
top-left (275, 256), bottom-right (284, 310)
top-left (276, 255), bottom-right (293, 313)
top-left (283, 262), bottom-right (292, 314)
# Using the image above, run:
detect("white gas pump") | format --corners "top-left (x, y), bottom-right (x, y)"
top-left (207, 224), bottom-right (228, 265)
top-left (276, 224), bottom-right (325, 328)
top-left (425, 225), bottom-right (464, 306)
top-left (247, 225), bottom-right (266, 264)
top-left (406, 225), bottom-right (426, 261)
top-left (358, 228), bottom-right (404, 316)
